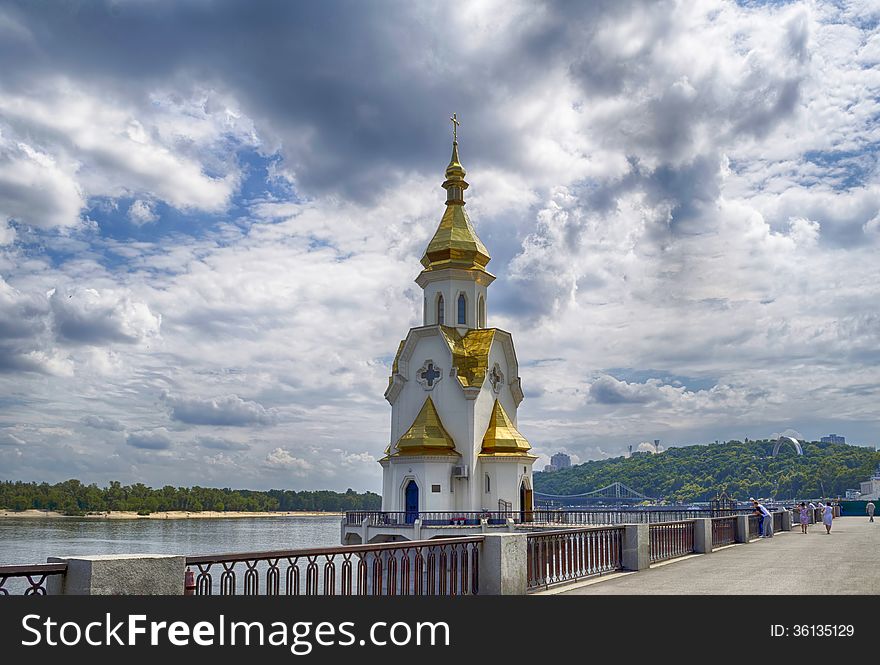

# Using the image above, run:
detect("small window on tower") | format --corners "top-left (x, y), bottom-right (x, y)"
top-left (458, 293), bottom-right (466, 325)
top-left (432, 484), bottom-right (441, 493)
top-left (478, 296), bottom-right (486, 328)
top-left (437, 294), bottom-right (444, 325)
top-left (485, 474), bottom-right (490, 493)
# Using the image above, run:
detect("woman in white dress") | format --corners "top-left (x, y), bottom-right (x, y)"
top-left (823, 501), bottom-right (834, 534)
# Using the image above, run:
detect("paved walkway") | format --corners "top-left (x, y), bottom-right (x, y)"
top-left (554, 517), bottom-right (879, 595)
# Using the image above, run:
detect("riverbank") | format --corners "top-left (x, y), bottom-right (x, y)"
top-left (0, 509), bottom-right (343, 520)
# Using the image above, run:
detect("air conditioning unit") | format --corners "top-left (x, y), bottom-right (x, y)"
top-left (451, 465), bottom-right (469, 478)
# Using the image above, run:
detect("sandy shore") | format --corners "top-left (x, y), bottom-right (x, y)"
top-left (0, 509), bottom-right (343, 520)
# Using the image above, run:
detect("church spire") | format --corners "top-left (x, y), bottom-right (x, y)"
top-left (419, 114), bottom-right (490, 274)
top-left (443, 113), bottom-right (467, 205)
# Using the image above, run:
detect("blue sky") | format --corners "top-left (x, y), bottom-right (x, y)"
top-left (1, 0), bottom-right (879, 492)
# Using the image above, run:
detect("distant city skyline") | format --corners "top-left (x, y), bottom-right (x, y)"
top-left (1, 1), bottom-right (879, 492)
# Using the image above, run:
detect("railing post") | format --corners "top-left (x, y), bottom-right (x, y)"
top-left (693, 518), bottom-right (713, 554)
top-left (413, 518), bottom-right (422, 540)
top-left (361, 517), bottom-right (370, 545)
top-left (46, 554), bottom-right (185, 595)
top-left (781, 510), bottom-right (792, 531)
top-left (622, 524), bottom-right (650, 571)
top-left (735, 515), bottom-right (750, 543)
top-left (478, 533), bottom-right (527, 595)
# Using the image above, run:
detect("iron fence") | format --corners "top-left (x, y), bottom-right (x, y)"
top-left (711, 517), bottom-right (737, 547)
top-left (185, 537), bottom-right (482, 596)
top-left (649, 520), bottom-right (695, 563)
top-left (0, 563), bottom-right (67, 595)
top-left (526, 526), bottom-right (624, 590)
top-left (347, 508), bottom-right (753, 528)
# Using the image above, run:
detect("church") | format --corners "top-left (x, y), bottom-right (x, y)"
top-left (344, 118), bottom-right (537, 544)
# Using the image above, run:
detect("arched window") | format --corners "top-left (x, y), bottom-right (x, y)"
top-left (478, 296), bottom-right (486, 328)
top-left (485, 474), bottom-right (490, 494)
top-left (457, 293), bottom-right (466, 325)
top-left (436, 294), bottom-right (444, 325)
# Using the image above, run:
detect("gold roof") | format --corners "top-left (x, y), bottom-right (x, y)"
top-left (419, 140), bottom-right (491, 274)
top-left (480, 399), bottom-right (535, 457)
top-left (388, 339), bottom-right (405, 389)
top-left (439, 326), bottom-right (495, 389)
top-left (392, 396), bottom-right (460, 457)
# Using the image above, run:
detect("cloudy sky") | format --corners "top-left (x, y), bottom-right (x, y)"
top-left (1, 0), bottom-right (878, 492)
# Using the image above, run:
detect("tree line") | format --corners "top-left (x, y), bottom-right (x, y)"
top-left (534, 439), bottom-right (880, 503)
top-left (0, 479), bottom-right (381, 515)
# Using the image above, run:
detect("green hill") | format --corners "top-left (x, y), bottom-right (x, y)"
top-left (534, 440), bottom-right (880, 503)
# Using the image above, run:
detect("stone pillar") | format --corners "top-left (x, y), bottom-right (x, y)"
top-left (413, 518), bottom-right (422, 540)
top-left (47, 554), bottom-right (185, 595)
top-left (735, 515), bottom-right (750, 543)
top-left (478, 533), bottom-right (527, 595)
top-left (781, 510), bottom-right (792, 531)
top-left (361, 517), bottom-right (370, 545)
top-left (622, 524), bottom-right (650, 571)
top-left (693, 518), bottom-right (713, 554)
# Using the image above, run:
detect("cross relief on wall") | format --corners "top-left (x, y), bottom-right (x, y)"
top-left (489, 364), bottom-right (504, 393)
top-left (417, 360), bottom-right (443, 390)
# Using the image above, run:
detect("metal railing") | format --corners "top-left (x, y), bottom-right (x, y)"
top-left (347, 508), bottom-right (753, 528)
top-left (711, 517), bottom-right (737, 547)
top-left (0, 563), bottom-right (67, 595)
top-left (748, 514), bottom-right (762, 538)
top-left (185, 537), bottom-right (482, 596)
top-left (649, 520), bottom-right (695, 563)
top-left (526, 526), bottom-right (624, 590)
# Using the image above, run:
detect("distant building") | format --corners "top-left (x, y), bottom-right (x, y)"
top-left (550, 452), bottom-right (571, 470)
top-left (845, 489), bottom-right (862, 499)
top-left (858, 465), bottom-right (880, 501)
top-left (542, 464), bottom-right (557, 473)
top-left (821, 434), bottom-right (845, 444)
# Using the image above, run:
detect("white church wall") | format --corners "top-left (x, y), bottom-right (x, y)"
top-left (422, 278), bottom-right (487, 329)
top-left (386, 459), bottom-right (456, 512)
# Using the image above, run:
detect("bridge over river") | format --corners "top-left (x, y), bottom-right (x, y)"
top-left (544, 516), bottom-right (879, 595)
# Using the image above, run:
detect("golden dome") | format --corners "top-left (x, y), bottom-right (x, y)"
top-left (419, 128), bottom-right (491, 275)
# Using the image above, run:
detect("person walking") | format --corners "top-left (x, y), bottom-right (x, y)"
top-left (798, 501), bottom-right (809, 533)
top-left (822, 501), bottom-right (834, 534)
top-left (867, 501), bottom-right (875, 523)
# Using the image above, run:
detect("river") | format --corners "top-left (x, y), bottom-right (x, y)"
top-left (0, 515), bottom-right (342, 566)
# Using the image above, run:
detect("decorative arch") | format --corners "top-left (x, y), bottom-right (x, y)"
top-left (401, 477), bottom-right (420, 523)
top-left (772, 436), bottom-right (803, 457)
top-left (436, 293), bottom-right (445, 325)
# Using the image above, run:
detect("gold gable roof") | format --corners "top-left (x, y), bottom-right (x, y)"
top-left (392, 396), bottom-right (459, 457)
top-left (480, 399), bottom-right (535, 457)
top-left (439, 326), bottom-right (495, 389)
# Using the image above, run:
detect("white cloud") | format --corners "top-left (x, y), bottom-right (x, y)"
top-left (128, 199), bottom-right (158, 225)
top-left (264, 448), bottom-right (313, 473)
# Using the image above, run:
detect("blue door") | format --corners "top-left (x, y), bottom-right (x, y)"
top-left (405, 480), bottom-right (419, 524)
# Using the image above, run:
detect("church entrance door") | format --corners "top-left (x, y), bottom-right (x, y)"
top-left (405, 480), bottom-right (419, 524)
top-left (520, 482), bottom-right (533, 523)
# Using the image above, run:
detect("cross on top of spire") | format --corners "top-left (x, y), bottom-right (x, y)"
top-left (450, 113), bottom-right (460, 143)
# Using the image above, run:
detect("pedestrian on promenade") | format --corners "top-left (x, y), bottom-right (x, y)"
top-left (752, 499), bottom-right (772, 538)
top-left (867, 501), bottom-right (875, 523)
top-left (822, 501), bottom-right (834, 534)
top-left (798, 501), bottom-right (809, 533)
